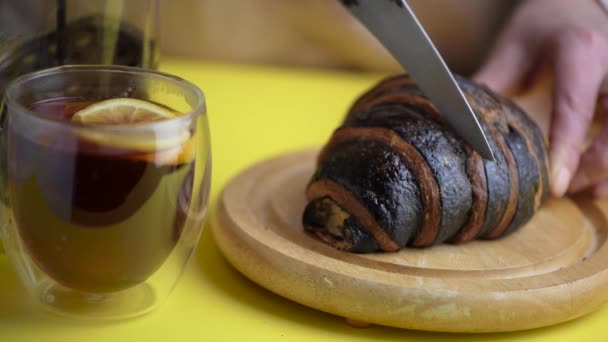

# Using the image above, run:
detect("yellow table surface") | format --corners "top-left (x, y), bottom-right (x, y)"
top-left (1, 58), bottom-right (607, 341)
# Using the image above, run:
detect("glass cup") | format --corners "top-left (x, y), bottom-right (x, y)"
top-left (0, 65), bottom-right (210, 319)
top-left (0, 0), bottom-right (160, 93)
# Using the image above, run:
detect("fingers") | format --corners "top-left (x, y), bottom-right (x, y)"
top-left (473, 32), bottom-right (533, 94)
top-left (591, 180), bottom-right (608, 198)
top-left (568, 96), bottom-right (608, 194)
top-left (549, 27), bottom-right (608, 197)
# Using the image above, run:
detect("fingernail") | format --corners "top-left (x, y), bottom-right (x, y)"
top-left (552, 167), bottom-right (571, 197)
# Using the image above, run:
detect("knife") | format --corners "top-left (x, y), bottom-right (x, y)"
top-left (340, 0), bottom-right (494, 160)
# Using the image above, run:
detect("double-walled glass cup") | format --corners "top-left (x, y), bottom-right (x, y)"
top-left (0, 66), bottom-right (210, 319)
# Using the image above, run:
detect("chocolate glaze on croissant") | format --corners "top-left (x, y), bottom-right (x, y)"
top-left (303, 74), bottom-right (550, 253)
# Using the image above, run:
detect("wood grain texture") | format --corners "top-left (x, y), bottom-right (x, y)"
top-left (212, 150), bottom-right (608, 332)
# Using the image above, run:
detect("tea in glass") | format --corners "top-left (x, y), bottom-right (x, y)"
top-left (12, 97), bottom-right (193, 293)
top-left (1, 66), bottom-right (210, 319)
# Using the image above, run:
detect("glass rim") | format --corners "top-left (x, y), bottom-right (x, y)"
top-left (4, 65), bottom-right (206, 132)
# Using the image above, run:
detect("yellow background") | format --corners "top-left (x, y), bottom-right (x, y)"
top-left (1, 58), bottom-right (606, 341)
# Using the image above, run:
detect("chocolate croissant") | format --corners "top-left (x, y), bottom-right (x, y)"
top-left (303, 74), bottom-right (550, 253)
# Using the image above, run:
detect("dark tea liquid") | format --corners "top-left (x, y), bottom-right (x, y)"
top-left (8, 98), bottom-right (194, 293)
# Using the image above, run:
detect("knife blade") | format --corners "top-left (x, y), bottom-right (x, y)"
top-left (340, 0), bottom-right (494, 160)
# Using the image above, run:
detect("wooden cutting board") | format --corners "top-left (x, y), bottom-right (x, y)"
top-left (212, 149), bottom-right (608, 333)
top-left (212, 74), bottom-right (608, 332)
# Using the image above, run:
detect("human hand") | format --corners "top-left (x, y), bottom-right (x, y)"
top-left (474, 0), bottom-right (608, 197)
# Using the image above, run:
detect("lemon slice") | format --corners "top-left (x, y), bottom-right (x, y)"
top-left (72, 98), bottom-right (190, 152)
top-left (134, 135), bottom-right (197, 165)
top-left (72, 98), bottom-right (176, 125)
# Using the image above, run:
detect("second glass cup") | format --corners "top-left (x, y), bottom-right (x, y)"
top-left (0, 65), bottom-right (211, 319)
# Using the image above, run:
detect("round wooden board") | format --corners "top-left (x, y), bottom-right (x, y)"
top-left (212, 150), bottom-right (608, 333)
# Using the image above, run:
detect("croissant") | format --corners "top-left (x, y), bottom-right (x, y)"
top-left (303, 74), bottom-right (550, 253)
